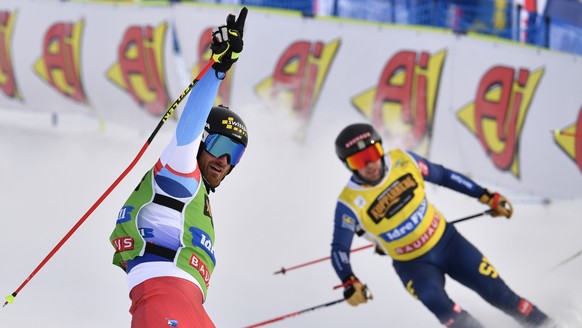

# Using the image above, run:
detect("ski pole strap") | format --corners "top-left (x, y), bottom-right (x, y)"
top-left (333, 278), bottom-right (357, 290)
top-left (491, 192), bottom-right (500, 210)
top-left (145, 243), bottom-right (176, 261)
top-left (153, 193), bottom-right (185, 212)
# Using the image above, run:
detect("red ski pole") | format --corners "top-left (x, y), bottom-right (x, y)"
top-left (273, 210), bottom-right (495, 276)
top-left (273, 244), bottom-right (374, 275)
top-left (3, 60), bottom-right (215, 307)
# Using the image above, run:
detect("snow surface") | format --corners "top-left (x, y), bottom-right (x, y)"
top-left (1, 108), bottom-right (581, 328)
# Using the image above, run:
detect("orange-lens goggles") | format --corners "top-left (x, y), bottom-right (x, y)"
top-left (345, 143), bottom-right (383, 170)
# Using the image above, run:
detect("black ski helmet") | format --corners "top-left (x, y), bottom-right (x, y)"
top-left (204, 105), bottom-right (248, 148)
top-left (198, 105), bottom-right (247, 191)
top-left (335, 123), bottom-right (382, 161)
top-left (335, 123), bottom-right (385, 184)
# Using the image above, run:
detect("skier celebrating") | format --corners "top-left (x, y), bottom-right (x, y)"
top-left (109, 8), bottom-right (248, 328)
top-left (330, 123), bottom-right (553, 327)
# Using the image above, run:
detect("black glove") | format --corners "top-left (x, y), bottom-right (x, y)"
top-left (211, 7), bottom-right (247, 75)
top-left (479, 189), bottom-right (513, 218)
top-left (342, 275), bottom-right (369, 306)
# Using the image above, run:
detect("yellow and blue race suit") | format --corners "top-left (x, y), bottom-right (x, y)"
top-left (331, 149), bottom-right (549, 327)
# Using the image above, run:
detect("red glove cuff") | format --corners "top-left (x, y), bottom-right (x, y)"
top-left (491, 192), bottom-right (500, 209)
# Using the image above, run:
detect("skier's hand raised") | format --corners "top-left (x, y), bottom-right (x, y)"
top-left (211, 7), bottom-right (247, 74)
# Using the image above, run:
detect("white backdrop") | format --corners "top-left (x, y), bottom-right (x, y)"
top-left (0, 1), bottom-right (580, 199)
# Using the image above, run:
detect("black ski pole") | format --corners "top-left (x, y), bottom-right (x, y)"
top-left (242, 298), bottom-right (345, 328)
top-left (244, 284), bottom-right (373, 327)
top-left (449, 209), bottom-right (497, 224)
top-left (547, 248), bottom-right (582, 272)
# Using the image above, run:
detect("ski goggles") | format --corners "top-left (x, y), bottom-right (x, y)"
top-left (204, 133), bottom-right (246, 165)
top-left (345, 143), bottom-right (384, 170)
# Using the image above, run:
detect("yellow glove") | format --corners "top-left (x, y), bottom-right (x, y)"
top-left (479, 189), bottom-right (513, 218)
top-left (342, 275), bottom-right (369, 306)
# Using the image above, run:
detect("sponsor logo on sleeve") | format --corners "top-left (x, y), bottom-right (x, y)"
top-left (417, 159), bottom-right (429, 176)
top-left (341, 214), bottom-right (356, 232)
top-left (450, 173), bottom-right (473, 189)
top-left (518, 299), bottom-right (533, 316)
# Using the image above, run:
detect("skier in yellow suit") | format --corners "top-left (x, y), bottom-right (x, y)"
top-left (331, 123), bottom-right (554, 327)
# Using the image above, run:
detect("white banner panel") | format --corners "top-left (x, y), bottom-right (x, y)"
top-left (0, 0), bottom-right (580, 199)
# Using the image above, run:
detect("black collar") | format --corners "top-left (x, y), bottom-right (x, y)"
top-left (202, 177), bottom-right (215, 193)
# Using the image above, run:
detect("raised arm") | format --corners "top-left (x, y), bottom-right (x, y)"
top-left (154, 7), bottom-right (247, 198)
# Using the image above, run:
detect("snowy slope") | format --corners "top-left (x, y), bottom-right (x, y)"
top-left (1, 108), bottom-right (581, 328)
